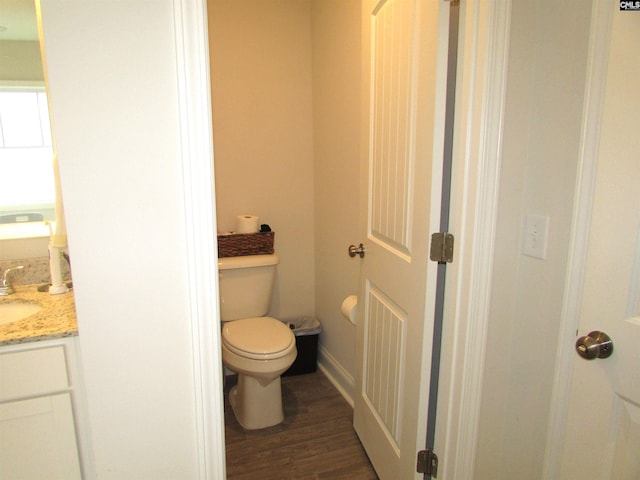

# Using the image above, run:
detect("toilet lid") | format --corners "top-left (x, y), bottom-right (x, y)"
top-left (222, 317), bottom-right (295, 358)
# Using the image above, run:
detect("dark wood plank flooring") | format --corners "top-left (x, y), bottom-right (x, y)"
top-left (224, 370), bottom-right (378, 479)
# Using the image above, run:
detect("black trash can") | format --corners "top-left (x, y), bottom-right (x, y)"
top-left (283, 317), bottom-right (321, 376)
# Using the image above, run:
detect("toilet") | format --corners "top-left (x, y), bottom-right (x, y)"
top-left (218, 253), bottom-right (297, 430)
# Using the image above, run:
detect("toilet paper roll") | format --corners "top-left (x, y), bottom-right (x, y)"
top-left (341, 295), bottom-right (358, 325)
top-left (236, 214), bottom-right (260, 233)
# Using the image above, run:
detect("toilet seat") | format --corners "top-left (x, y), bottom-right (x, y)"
top-left (222, 317), bottom-right (295, 360)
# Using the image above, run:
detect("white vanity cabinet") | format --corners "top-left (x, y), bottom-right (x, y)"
top-left (0, 338), bottom-right (85, 479)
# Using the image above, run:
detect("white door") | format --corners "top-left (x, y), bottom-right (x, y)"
top-left (354, 1), bottom-right (449, 478)
top-left (552, 5), bottom-right (640, 479)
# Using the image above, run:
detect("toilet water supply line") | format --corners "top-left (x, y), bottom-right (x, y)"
top-left (47, 154), bottom-right (69, 295)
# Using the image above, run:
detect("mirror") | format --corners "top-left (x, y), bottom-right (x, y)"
top-left (0, 0), bottom-right (69, 291)
top-left (0, 0), bottom-right (56, 257)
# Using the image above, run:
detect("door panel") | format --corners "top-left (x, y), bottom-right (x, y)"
top-left (355, 0), bottom-right (447, 478)
top-left (557, 6), bottom-right (640, 479)
top-left (368, 0), bottom-right (415, 257)
top-left (363, 282), bottom-right (406, 450)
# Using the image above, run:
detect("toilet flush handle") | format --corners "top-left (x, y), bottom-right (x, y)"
top-left (348, 243), bottom-right (366, 258)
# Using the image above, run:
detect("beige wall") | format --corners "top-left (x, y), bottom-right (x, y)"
top-left (208, 0), bottom-right (362, 393)
top-left (311, 0), bottom-right (361, 395)
top-left (0, 237), bottom-right (49, 260)
top-left (0, 40), bottom-right (43, 84)
top-left (208, 0), bottom-right (316, 321)
top-left (475, 1), bottom-right (592, 478)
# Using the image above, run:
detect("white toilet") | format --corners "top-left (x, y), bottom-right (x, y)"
top-left (218, 253), bottom-right (297, 430)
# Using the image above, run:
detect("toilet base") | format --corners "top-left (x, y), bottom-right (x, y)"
top-left (229, 373), bottom-right (284, 430)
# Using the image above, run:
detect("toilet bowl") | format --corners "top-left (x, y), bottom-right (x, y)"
top-left (218, 253), bottom-right (297, 429)
top-left (222, 316), bottom-right (297, 430)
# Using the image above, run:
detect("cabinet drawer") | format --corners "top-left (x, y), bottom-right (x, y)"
top-left (0, 346), bottom-right (69, 400)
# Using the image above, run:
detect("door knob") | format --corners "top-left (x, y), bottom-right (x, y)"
top-left (348, 243), bottom-right (366, 258)
top-left (575, 331), bottom-right (613, 360)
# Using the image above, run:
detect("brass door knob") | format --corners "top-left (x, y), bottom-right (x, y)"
top-left (348, 243), bottom-right (366, 258)
top-left (575, 331), bottom-right (613, 360)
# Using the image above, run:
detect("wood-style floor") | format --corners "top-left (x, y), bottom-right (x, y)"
top-left (224, 370), bottom-right (379, 480)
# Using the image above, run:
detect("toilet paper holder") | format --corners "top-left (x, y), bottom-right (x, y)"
top-left (341, 295), bottom-right (358, 325)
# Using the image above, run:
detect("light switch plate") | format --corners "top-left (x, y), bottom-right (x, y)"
top-left (523, 214), bottom-right (549, 260)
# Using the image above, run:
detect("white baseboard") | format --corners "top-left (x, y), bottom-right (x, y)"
top-left (317, 345), bottom-right (355, 408)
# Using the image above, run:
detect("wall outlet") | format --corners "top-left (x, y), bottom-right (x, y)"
top-left (523, 214), bottom-right (550, 260)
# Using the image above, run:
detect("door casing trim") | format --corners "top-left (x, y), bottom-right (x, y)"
top-left (435, 0), bottom-right (512, 478)
top-left (174, 0), bottom-right (227, 478)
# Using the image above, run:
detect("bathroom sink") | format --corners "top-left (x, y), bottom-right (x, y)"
top-left (0, 302), bottom-right (42, 325)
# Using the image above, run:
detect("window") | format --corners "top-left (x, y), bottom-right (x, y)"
top-left (0, 89), bottom-right (55, 223)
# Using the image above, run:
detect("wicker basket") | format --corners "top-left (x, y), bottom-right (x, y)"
top-left (217, 231), bottom-right (275, 257)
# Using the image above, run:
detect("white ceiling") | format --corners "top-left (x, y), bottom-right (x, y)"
top-left (0, 0), bottom-right (39, 42)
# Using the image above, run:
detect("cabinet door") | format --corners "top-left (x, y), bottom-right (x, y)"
top-left (0, 393), bottom-right (82, 480)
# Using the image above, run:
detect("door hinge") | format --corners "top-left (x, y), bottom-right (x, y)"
top-left (430, 232), bottom-right (454, 263)
top-left (417, 449), bottom-right (439, 476)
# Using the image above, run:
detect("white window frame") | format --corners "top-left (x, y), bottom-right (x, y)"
top-left (0, 85), bottom-right (56, 240)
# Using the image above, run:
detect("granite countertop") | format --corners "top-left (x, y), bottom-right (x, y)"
top-left (0, 284), bottom-right (77, 346)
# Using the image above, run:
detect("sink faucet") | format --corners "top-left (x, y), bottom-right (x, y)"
top-left (0, 265), bottom-right (24, 296)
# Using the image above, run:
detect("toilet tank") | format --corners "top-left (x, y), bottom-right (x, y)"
top-left (218, 253), bottom-right (279, 322)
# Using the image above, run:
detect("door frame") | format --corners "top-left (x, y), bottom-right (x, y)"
top-left (173, 0), bottom-right (227, 478)
top-left (432, 0), bottom-right (512, 478)
top-left (176, 0), bottom-right (515, 478)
